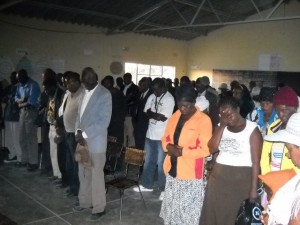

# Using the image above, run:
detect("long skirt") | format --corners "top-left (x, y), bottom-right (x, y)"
top-left (199, 163), bottom-right (252, 225)
top-left (160, 175), bottom-right (205, 225)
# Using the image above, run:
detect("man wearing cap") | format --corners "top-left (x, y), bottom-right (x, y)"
top-left (260, 86), bottom-right (299, 175)
top-left (261, 112), bottom-right (300, 225)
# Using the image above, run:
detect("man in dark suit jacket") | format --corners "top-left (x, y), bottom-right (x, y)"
top-left (133, 77), bottom-right (153, 149)
top-left (123, 73), bottom-right (139, 147)
top-left (195, 77), bottom-right (219, 128)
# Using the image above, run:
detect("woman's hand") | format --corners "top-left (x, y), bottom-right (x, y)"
top-left (166, 144), bottom-right (182, 157)
top-left (260, 211), bottom-right (269, 224)
top-left (219, 108), bottom-right (232, 127)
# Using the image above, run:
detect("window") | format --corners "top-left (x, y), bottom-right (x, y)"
top-left (125, 62), bottom-right (176, 84)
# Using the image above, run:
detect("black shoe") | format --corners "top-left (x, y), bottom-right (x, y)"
top-left (56, 183), bottom-right (68, 188)
top-left (15, 162), bottom-right (27, 168)
top-left (48, 176), bottom-right (58, 181)
top-left (65, 192), bottom-right (76, 198)
top-left (53, 178), bottom-right (62, 185)
top-left (72, 205), bottom-right (86, 212)
top-left (27, 164), bottom-right (38, 171)
top-left (86, 211), bottom-right (106, 221)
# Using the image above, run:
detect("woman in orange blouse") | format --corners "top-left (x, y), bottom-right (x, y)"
top-left (159, 85), bottom-right (212, 225)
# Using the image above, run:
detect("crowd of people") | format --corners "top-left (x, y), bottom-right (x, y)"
top-left (1, 67), bottom-right (300, 224)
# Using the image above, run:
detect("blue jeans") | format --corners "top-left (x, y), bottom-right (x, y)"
top-left (140, 138), bottom-right (166, 190)
top-left (64, 131), bottom-right (79, 195)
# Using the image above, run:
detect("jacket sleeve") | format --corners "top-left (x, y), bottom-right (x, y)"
top-left (161, 114), bottom-right (175, 152)
top-left (260, 137), bottom-right (272, 175)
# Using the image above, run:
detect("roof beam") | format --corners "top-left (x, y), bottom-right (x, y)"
top-left (0, 0), bottom-right (25, 11)
top-left (135, 15), bottom-right (300, 32)
top-left (171, 1), bottom-right (189, 25)
top-left (26, 0), bottom-right (199, 37)
top-left (207, 0), bottom-right (222, 22)
top-left (107, 0), bottom-right (171, 35)
top-left (132, 10), bottom-right (156, 31)
top-left (174, 0), bottom-right (231, 19)
top-left (266, 0), bottom-right (284, 19)
top-left (190, 0), bottom-right (205, 25)
top-left (27, 0), bottom-right (126, 21)
top-left (250, 0), bottom-right (262, 18)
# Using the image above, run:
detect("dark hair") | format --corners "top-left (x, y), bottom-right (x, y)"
top-left (42, 77), bottom-right (57, 88)
top-left (103, 75), bottom-right (114, 86)
top-left (18, 69), bottom-right (28, 78)
top-left (176, 85), bottom-right (197, 103)
top-left (219, 96), bottom-right (239, 109)
top-left (43, 68), bottom-right (56, 80)
top-left (123, 73), bottom-right (132, 79)
top-left (82, 67), bottom-right (98, 81)
top-left (259, 87), bottom-right (276, 102)
top-left (66, 72), bottom-right (80, 83)
top-left (180, 76), bottom-right (191, 84)
top-left (152, 77), bottom-right (166, 89)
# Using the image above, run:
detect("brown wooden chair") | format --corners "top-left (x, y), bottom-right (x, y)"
top-left (106, 147), bottom-right (146, 220)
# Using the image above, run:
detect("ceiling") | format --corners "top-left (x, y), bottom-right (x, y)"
top-left (1, 0), bottom-right (299, 40)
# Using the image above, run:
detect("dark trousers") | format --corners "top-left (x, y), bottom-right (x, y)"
top-left (40, 124), bottom-right (52, 172)
top-left (65, 131), bottom-right (79, 195)
top-left (57, 139), bottom-right (68, 186)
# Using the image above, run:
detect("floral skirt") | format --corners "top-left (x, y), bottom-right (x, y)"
top-left (160, 175), bottom-right (205, 225)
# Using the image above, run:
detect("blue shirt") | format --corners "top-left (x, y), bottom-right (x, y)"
top-left (15, 78), bottom-right (41, 108)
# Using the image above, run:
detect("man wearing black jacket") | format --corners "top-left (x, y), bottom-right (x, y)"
top-left (122, 73), bottom-right (139, 147)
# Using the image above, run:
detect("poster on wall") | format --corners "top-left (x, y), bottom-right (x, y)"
top-left (0, 56), bottom-right (15, 80)
top-left (258, 54), bottom-right (281, 71)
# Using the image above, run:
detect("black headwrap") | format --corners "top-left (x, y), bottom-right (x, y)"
top-left (175, 85), bottom-right (197, 103)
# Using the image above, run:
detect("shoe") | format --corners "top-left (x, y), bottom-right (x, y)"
top-left (15, 162), bottom-right (27, 168)
top-left (133, 185), bottom-right (153, 192)
top-left (53, 178), bottom-right (62, 185)
top-left (40, 169), bottom-right (52, 176)
top-left (27, 164), bottom-right (39, 171)
top-left (65, 192), bottom-right (76, 198)
top-left (56, 183), bottom-right (68, 188)
top-left (86, 211), bottom-right (105, 221)
top-left (159, 191), bottom-right (164, 201)
top-left (72, 205), bottom-right (87, 212)
top-left (4, 156), bottom-right (17, 163)
top-left (48, 176), bottom-right (58, 181)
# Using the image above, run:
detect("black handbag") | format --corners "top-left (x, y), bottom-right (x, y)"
top-left (235, 198), bottom-right (264, 225)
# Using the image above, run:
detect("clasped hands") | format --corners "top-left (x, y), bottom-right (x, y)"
top-left (166, 143), bottom-right (183, 157)
top-left (75, 130), bottom-right (85, 145)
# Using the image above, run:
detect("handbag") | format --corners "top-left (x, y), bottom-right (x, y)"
top-left (235, 198), bottom-right (264, 225)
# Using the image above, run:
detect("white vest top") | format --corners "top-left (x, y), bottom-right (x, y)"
top-left (216, 120), bottom-right (257, 167)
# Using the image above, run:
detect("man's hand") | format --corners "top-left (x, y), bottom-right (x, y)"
top-left (75, 130), bottom-right (85, 145)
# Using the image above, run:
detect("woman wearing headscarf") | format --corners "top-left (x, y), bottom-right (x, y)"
top-left (160, 85), bottom-right (212, 225)
top-left (199, 96), bottom-right (263, 225)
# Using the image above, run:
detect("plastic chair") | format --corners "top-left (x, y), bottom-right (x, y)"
top-left (106, 147), bottom-right (146, 220)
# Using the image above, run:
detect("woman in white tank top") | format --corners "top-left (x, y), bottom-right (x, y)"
top-left (199, 96), bottom-right (263, 225)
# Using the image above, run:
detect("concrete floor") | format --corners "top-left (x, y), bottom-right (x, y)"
top-left (0, 163), bottom-right (164, 225)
